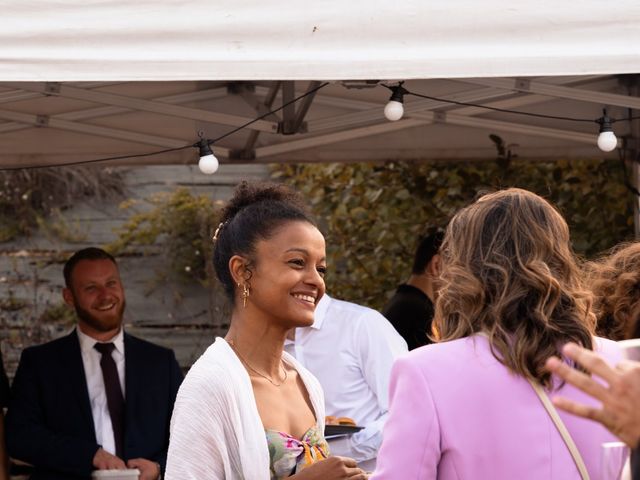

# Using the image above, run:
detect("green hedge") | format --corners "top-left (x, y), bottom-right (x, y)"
top-left (274, 158), bottom-right (634, 311)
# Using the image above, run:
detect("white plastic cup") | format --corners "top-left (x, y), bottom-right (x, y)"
top-left (91, 469), bottom-right (140, 480)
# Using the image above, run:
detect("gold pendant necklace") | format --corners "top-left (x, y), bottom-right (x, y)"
top-left (228, 340), bottom-right (288, 387)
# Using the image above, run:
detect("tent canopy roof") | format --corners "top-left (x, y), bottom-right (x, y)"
top-left (0, 1), bottom-right (638, 168)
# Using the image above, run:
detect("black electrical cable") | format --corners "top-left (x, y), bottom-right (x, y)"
top-left (384, 83), bottom-right (640, 124)
top-left (0, 145), bottom-right (195, 171)
top-left (3, 80), bottom-right (638, 171)
top-left (209, 81), bottom-right (329, 145)
top-left (408, 91), bottom-right (596, 123)
top-left (0, 82), bottom-right (330, 171)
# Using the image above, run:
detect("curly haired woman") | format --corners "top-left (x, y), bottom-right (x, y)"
top-left (587, 242), bottom-right (640, 341)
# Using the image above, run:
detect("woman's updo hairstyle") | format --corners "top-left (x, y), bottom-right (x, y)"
top-left (213, 181), bottom-right (317, 301)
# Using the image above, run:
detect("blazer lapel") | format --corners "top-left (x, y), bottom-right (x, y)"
top-left (61, 331), bottom-right (97, 441)
top-left (123, 333), bottom-right (140, 441)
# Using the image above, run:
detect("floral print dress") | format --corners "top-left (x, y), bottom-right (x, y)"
top-left (266, 425), bottom-right (330, 479)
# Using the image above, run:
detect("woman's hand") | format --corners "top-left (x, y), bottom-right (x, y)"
top-left (290, 456), bottom-right (368, 479)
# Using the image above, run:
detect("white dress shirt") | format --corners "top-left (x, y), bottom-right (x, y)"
top-left (77, 327), bottom-right (126, 456)
top-left (285, 294), bottom-right (408, 470)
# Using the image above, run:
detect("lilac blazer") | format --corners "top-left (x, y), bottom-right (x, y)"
top-left (372, 335), bottom-right (622, 480)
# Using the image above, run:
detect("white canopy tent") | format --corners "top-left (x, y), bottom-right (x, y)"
top-left (0, 0), bottom-right (638, 169)
top-left (2, 0), bottom-right (639, 81)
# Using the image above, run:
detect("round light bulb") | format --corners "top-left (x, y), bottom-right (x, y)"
top-left (198, 152), bottom-right (219, 174)
top-left (384, 100), bottom-right (404, 121)
top-left (597, 131), bottom-right (617, 152)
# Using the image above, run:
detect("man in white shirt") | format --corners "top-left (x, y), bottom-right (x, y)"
top-left (7, 247), bottom-right (183, 480)
top-left (285, 293), bottom-right (408, 472)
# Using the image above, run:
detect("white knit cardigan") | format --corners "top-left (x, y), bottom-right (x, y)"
top-left (165, 337), bottom-right (326, 480)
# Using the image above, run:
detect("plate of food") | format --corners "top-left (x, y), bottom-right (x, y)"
top-left (324, 416), bottom-right (364, 436)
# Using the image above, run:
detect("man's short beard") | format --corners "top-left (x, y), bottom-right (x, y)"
top-left (74, 300), bottom-right (126, 332)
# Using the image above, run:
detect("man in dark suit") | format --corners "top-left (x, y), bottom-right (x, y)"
top-left (0, 346), bottom-right (10, 480)
top-left (6, 247), bottom-right (183, 480)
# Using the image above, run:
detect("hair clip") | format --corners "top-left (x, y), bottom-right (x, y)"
top-left (212, 222), bottom-right (225, 243)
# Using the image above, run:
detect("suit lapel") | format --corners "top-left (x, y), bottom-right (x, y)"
top-left (61, 331), bottom-right (97, 441)
top-left (123, 333), bottom-right (140, 443)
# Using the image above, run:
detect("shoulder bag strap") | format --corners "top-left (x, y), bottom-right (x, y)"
top-left (475, 332), bottom-right (589, 479)
top-left (528, 377), bottom-right (590, 480)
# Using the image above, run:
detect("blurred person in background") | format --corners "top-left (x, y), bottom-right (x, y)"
top-left (0, 347), bottom-right (9, 480)
top-left (382, 229), bottom-right (443, 350)
top-left (286, 293), bottom-right (407, 472)
top-left (586, 242), bottom-right (640, 340)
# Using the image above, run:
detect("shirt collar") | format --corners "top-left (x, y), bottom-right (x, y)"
top-left (311, 293), bottom-right (331, 330)
top-left (77, 326), bottom-right (125, 355)
top-left (287, 294), bottom-right (331, 345)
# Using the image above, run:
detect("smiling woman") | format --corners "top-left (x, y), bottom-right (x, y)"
top-left (166, 182), bottom-right (367, 480)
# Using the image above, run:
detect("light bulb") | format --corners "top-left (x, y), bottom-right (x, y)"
top-left (383, 83), bottom-right (408, 121)
top-left (597, 131), bottom-right (617, 152)
top-left (596, 109), bottom-right (617, 153)
top-left (197, 139), bottom-right (219, 174)
top-left (384, 100), bottom-right (404, 121)
top-left (199, 153), bottom-right (219, 174)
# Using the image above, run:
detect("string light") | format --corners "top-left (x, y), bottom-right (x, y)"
top-left (0, 82), bottom-right (330, 172)
top-left (2, 79), bottom-right (638, 172)
top-left (383, 83), bottom-right (640, 153)
top-left (596, 110), bottom-right (618, 152)
top-left (197, 138), bottom-right (219, 174)
top-left (188, 81), bottom-right (329, 175)
top-left (383, 83), bottom-right (408, 121)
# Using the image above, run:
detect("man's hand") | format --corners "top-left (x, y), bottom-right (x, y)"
top-left (545, 342), bottom-right (640, 448)
top-left (92, 447), bottom-right (126, 470)
top-left (127, 458), bottom-right (161, 480)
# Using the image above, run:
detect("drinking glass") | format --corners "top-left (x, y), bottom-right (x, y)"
top-left (618, 339), bottom-right (640, 362)
top-left (601, 441), bottom-right (630, 480)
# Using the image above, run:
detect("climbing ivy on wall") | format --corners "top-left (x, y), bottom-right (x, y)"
top-left (108, 188), bottom-right (227, 328)
top-left (109, 188), bottom-right (221, 286)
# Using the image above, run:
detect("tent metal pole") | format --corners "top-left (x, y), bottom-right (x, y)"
top-left (466, 78), bottom-right (640, 110)
top-left (633, 160), bottom-right (640, 239)
top-left (231, 81), bottom-right (282, 160)
top-left (631, 80), bottom-right (640, 239)
top-left (1, 82), bottom-right (276, 132)
top-left (291, 81), bottom-right (323, 132)
top-left (279, 82), bottom-right (297, 134)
